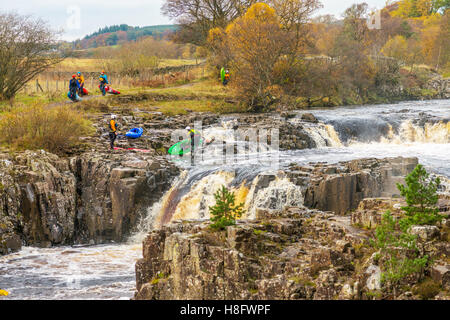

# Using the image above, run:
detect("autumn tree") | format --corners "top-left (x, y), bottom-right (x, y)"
top-left (435, 10), bottom-right (449, 70)
top-left (211, 1), bottom-right (320, 109)
top-left (393, 0), bottom-right (449, 17)
top-left (0, 13), bottom-right (64, 102)
top-left (381, 35), bottom-right (409, 61)
top-left (331, 3), bottom-right (375, 100)
top-left (162, 0), bottom-right (259, 45)
top-left (225, 3), bottom-right (288, 108)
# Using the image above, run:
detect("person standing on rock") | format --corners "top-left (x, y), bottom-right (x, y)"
top-left (109, 115), bottom-right (119, 150)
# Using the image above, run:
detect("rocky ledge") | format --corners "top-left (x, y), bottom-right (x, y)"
top-left (0, 150), bottom-right (179, 254)
top-left (135, 205), bottom-right (450, 300)
top-left (134, 157), bottom-right (450, 300)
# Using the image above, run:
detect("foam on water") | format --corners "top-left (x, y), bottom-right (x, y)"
top-left (0, 245), bottom-right (141, 300)
top-left (1, 99), bottom-right (448, 300)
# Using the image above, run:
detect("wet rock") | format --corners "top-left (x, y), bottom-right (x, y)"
top-left (301, 113), bottom-right (318, 123)
top-left (304, 158), bottom-right (418, 215)
top-left (0, 234), bottom-right (21, 255)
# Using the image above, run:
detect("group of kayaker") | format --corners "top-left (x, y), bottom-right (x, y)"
top-left (68, 70), bottom-right (118, 102)
top-left (103, 68), bottom-right (229, 152)
top-left (108, 115), bottom-right (207, 159)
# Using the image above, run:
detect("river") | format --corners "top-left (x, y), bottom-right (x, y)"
top-left (1, 99), bottom-right (448, 299)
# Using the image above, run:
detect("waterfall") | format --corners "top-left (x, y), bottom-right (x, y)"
top-left (300, 119), bottom-right (448, 147)
top-left (131, 169), bottom-right (306, 239)
top-left (302, 123), bottom-right (343, 148)
top-left (381, 120), bottom-right (449, 144)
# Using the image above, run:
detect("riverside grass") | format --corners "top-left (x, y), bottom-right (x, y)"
top-left (0, 103), bottom-right (94, 155)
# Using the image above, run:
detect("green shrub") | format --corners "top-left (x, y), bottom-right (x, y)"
top-left (0, 104), bottom-right (94, 155)
top-left (373, 212), bottom-right (428, 288)
top-left (397, 164), bottom-right (442, 228)
top-left (370, 165), bottom-right (442, 294)
top-left (209, 185), bottom-right (245, 231)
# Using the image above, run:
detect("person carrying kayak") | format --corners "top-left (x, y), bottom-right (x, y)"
top-left (69, 74), bottom-right (80, 101)
top-left (186, 126), bottom-right (201, 154)
top-left (109, 114), bottom-right (119, 150)
top-left (223, 69), bottom-right (230, 86)
top-left (99, 70), bottom-right (109, 96)
top-left (76, 72), bottom-right (85, 96)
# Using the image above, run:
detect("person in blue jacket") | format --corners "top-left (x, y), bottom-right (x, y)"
top-left (99, 70), bottom-right (109, 96)
top-left (69, 74), bottom-right (80, 101)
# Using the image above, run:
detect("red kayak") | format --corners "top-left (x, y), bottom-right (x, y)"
top-left (80, 87), bottom-right (89, 96)
top-left (114, 147), bottom-right (151, 153)
top-left (99, 85), bottom-right (121, 95)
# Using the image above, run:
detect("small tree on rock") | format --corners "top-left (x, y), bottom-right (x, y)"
top-left (396, 164), bottom-right (442, 227)
top-left (209, 185), bottom-right (245, 230)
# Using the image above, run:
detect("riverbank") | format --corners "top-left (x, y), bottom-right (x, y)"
top-left (1, 99), bottom-right (449, 300)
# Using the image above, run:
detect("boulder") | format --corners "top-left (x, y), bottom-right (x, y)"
top-left (365, 265), bottom-right (382, 291)
top-left (430, 265), bottom-right (450, 290)
top-left (301, 113), bottom-right (319, 123)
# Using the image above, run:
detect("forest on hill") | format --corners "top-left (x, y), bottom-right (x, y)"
top-left (72, 24), bottom-right (179, 49)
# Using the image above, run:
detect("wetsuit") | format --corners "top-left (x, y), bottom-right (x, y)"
top-left (109, 119), bottom-right (118, 149)
top-left (189, 129), bottom-right (201, 153)
top-left (99, 74), bottom-right (109, 96)
top-left (69, 78), bottom-right (80, 100)
top-left (77, 75), bottom-right (85, 95)
top-left (223, 73), bottom-right (230, 86)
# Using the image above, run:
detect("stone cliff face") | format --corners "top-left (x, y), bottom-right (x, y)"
top-left (301, 157), bottom-right (418, 214)
top-left (134, 157), bottom-right (450, 300)
top-left (135, 207), bottom-right (449, 300)
top-left (70, 153), bottom-right (178, 243)
top-left (0, 150), bottom-right (179, 254)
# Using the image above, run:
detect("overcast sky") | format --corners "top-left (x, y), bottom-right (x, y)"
top-left (1, 0), bottom-right (388, 41)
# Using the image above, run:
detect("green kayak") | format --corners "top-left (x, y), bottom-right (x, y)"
top-left (168, 138), bottom-right (204, 156)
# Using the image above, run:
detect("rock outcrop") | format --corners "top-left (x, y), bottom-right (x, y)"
top-left (134, 206), bottom-right (450, 300)
top-left (0, 149), bottom-right (179, 253)
top-left (427, 78), bottom-right (450, 99)
top-left (300, 157), bottom-right (418, 214)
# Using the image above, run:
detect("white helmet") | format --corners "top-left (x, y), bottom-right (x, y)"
top-left (185, 126), bottom-right (191, 131)
top-left (111, 114), bottom-right (116, 119)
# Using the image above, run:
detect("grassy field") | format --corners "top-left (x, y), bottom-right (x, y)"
top-left (51, 58), bottom-right (201, 73)
top-left (108, 78), bottom-right (242, 116)
top-left (1, 73), bottom-right (240, 117)
top-left (1, 55), bottom-right (233, 118)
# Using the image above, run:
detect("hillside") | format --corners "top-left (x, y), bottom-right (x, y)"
top-left (73, 24), bottom-right (179, 49)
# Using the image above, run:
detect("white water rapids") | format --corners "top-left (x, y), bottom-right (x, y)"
top-left (1, 99), bottom-right (448, 300)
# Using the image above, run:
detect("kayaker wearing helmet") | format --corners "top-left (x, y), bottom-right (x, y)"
top-left (69, 74), bottom-right (80, 101)
top-left (99, 70), bottom-right (109, 96)
top-left (185, 126), bottom-right (201, 155)
top-left (76, 72), bottom-right (85, 96)
top-left (109, 114), bottom-right (119, 150)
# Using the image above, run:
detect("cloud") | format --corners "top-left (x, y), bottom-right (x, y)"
top-left (1, 0), bottom-right (388, 41)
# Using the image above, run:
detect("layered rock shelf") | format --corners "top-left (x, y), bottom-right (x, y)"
top-left (0, 150), bottom-right (179, 254)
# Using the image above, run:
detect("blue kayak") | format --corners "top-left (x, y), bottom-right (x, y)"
top-left (126, 128), bottom-right (144, 139)
top-left (67, 91), bottom-right (81, 102)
